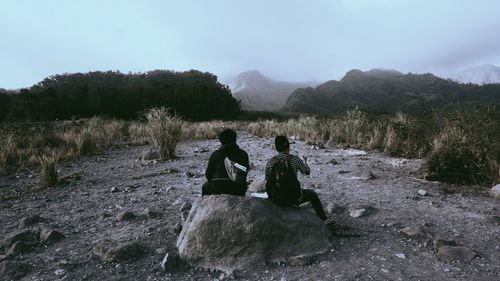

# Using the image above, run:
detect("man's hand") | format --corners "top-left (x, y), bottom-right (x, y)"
top-left (302, 155), bottom-right (308, 163)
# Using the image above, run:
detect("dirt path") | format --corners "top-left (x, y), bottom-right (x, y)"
top-left (1, 132), bottom-right (499, 280)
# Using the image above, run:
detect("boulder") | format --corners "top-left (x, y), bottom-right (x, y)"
top-left (490, 184), bottom-right (500, 199)
top-left (177, 195), bottom-right (332, 273)
top-left (93, 240), bottom-right (148, 262)
top-left (248, 176), bottom-right (266, 193)
top-left (437, 246), bottom-right (476, 262)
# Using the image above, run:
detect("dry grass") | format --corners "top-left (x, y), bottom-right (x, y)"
top-left (1, 106), bottom-right (497, 188)
top-left (425, 107), bottom-right (499, 186)
top-left (0, 134), bottom-right (20, 174)
top-left (145, 107), bottom-right (183, 160)
top-left (39, 153), bottom-right (59, 188)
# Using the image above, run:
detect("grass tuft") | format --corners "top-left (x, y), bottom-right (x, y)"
top-left (145, 107), bottom-right (183, 160)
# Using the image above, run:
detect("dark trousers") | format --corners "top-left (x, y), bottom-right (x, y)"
top-left (298, 189), bottom-right (328, 221)
top-left (202, 180), bottom-right (246, 196)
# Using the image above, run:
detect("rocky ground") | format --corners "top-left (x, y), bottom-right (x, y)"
top-left (1, 132), bottom-right (499, 281)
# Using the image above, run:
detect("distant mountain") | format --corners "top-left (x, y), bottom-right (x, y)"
top-left (222, 70), bottom-right (316, 111)
top-left (285, 68), bottom-right (500, 114)
top-left (448, 64), bottom-right (500, 85)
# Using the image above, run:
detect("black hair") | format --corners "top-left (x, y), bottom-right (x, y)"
top-left (275, 135), bottom-right (290, 152)
top-left (219, 129), bottom-right (237, 145)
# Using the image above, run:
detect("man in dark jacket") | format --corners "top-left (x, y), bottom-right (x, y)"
top-left (202, 129), bottom-right (249, 196)
top-left (265, 135), bottom-right (332, 224)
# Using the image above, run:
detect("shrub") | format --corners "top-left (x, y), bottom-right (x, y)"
top-left (0, 135), bottom-right (20, 174)
top-left (145, 107), bottom-right (183, 160)
top-left (39, 153), bottom-right (59, 187)
top-left (425, 106), bottom-right (499, 186)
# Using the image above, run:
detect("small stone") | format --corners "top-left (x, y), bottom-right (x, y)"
top-left (338, 170), bottom-right (351, 174)
top-left (326, 203), bottom-right (345, 215)
top-left (482, 215), bottom-right (500, 225)
top-left (155, 248), bottom-right (167, 255)
top-left (18, 215), bottom-right (46, 228)
top-left (417, 189), bottom-right (428, 196)
top-left (167, 168), bottom-right (179, 174)
top-left (328, 159), bottom-right (339, 165)
top-left (140, 148), bottom-right (159, 160)
top-left (490, 184), bottom-right (500, 199)
top-left (143, 208), bottom-right (162, 218)
top-left (111, 187), bottom-right (120, 193)
top-left (400, 226), bottom-right (424, 238)
top-left (288, 255), bottom-right (313, 266)
top-left (40, 229), bottom-right (65, 244)
top-left (361, 171), bottom-right (376, 180)
top-left (172, 222), bottom-right (183, 235)
top-left (93, 240), bottom-right (148, 262)
top-left (161, 252), bottom-right (180, 272)
top-left (116, 211), bottom-right (135, 221)
top-left (437, 246), bottom-right (476, 262)
top-left (55, 269), bottom-right (66, 276)
top-left (395, 253), bottom-right (406, 259)
top-left (180, 211), bottom-right (189, 221)
top-left (180, 201), bottom-right (192, 212)
top-left (349, 205), bottom-right (376, 218)
top-left (433, 238), bottom-right (457, 250)
top-left (184, 171), bottom-right (195, 178)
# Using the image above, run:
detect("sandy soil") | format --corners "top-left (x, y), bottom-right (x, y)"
top-left (1, 132), bottom-right (499, 281)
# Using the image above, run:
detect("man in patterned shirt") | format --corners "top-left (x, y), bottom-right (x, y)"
top-left (265, 135), bottom-right (332, 224)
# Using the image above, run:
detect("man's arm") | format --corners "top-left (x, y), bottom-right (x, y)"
top-left (294, 155), bottom-right (310, 175)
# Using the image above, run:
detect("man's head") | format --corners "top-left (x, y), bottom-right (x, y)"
top-left (275, 135), bottom-right (290, 152)
top-left (219, 129), bottom-right (237, 145)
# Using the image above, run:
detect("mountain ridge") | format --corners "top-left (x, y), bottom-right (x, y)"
top-left (285, 69), bottom-right (500, 114)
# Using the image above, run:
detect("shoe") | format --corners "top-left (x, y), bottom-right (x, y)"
top-left (323, 218), bottom-right (333, 225)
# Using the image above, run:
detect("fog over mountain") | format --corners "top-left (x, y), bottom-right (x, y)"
top-left (222, 71), bottom-right (317, 111)
top-left (446, 64), bottom-right (500, 85)
top-left (1, 1), bottom-right (500, 89)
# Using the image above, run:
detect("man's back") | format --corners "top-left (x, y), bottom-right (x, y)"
top-left (206, 144), bottom-right (249, 181)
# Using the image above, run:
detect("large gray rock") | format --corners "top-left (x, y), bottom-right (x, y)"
top-left (490, 184), bottom-right (500, 199)
top-left (247, 175), bottom-right (266, 193)
top-left (177, 195), bottom-right (332, 273)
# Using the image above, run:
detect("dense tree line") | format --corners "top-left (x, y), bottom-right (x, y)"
top-left (0, 70), bottom-right (241, 121)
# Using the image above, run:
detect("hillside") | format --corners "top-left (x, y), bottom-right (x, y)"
top-left (223, 70), bottom-right (315, 111)
top-left (448, 64), bottom-right (500, 85)
top-left (285, 69), bottom-right (500, 114)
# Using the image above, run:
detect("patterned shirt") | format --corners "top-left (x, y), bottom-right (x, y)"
top-left (265, 152), bottom-right (310, 182)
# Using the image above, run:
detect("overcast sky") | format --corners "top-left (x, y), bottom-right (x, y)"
top-left (1, 0), bottom-right (500, 88)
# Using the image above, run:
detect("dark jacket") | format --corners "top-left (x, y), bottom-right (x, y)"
top-left (205, 144), bottom-right (249, 183)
